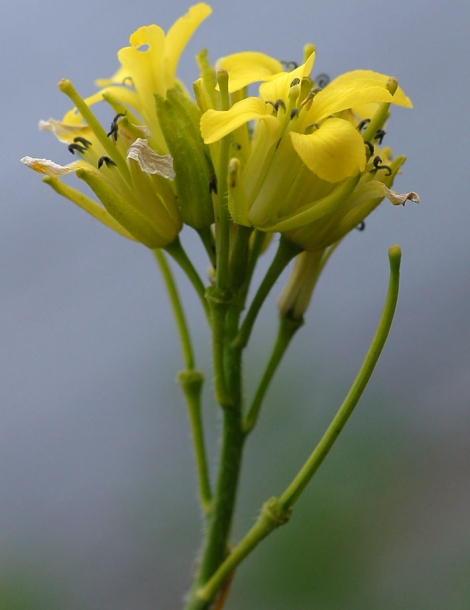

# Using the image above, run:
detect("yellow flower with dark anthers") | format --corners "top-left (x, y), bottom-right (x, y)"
top-left (21, 3), bottom-right (214, 246)
top-left (21, 75), bottom-right (182, 249)
top-left (200, 49), bottom-right (413, 235)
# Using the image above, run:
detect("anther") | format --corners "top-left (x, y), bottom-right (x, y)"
top-left (107, 113), bottom-right (126, 141)
top-left (73, 136), bottom-right (92, 149)
top-left (290, 77), bottom-right (301, 88)
top-left (356, 221), bottom-right (366, 231)
top-left (68, 143), bottom-right (86, 155)
top-left (357, 118), bottom-right (371, 132)
top-left (98, 156), bottom-right (117, 169)
top-left (371, 156), bottom-right (392, 176)
top-left (281, 60), bottom-right (298, 71)
top-left (290, 108), bottom-right (300, 120)
top-left (374, 129), bottom-right (386, 145)
top-left (300, 87), bottom-right (321, 108)
top-left (364, 141), bottom-right (375, 156)
top-left (304, 123), bottom-right (319, 134)
top-left (314, 73), bottom-right (330, 89)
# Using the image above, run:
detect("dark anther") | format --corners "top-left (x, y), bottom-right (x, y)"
top-left (290, 108), bottom-right (300, 120)
top-left (356, 221), bottom-right (366, 231)
top-left (364, 141), bottom-right (374, 156)
top-left (209, 174), bottom-right (218, 195)
top-left (290, 77), bottom-right (301, 88)
top-left (274, 99), bottom-right (286, 113)
top-left (107, 113), bottom-right (126, 141)
top-left (374, 129), bottom-right (386, 145)
top-left (357, 118), bottom-right (371, 132)
top-left (281, 60), bottom-right (298, 71)
top-left (122, 76), bottom-right (134, 87)
top-left (371, 155), bottom-right (392, 176)
top-left (304, 122), bottom-right (319, 134)
top-left (98, 156), bottom-right (117, 169)
top-left (73, 136), bottom-right (92, 149)
top-left (232, 142), bottom-right (242, 151)
top-left (68, 143), bottom-right (86, 155)
top-left (314, 73), bottom-right (330, 89)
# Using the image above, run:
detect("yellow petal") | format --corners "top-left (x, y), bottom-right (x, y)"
top-left (259, 52), bottom-right (315, 102)
top-left (200, 97), bottom-right (274, 144)
top-left (289, 118), bottom-right (366, 182)
top-left (328, 69), bottom-right (412, 107)
top-left (165, 3), bottom-right (212, 86)
top-left (309, 82), bottom-right (394, 123)
top-left (216, 52), bottom-right (284, 93)
top-left (117, 25), bottom-right (166, 98)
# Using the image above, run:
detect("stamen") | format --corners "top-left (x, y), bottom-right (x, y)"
top-left (107, 113), bottom-right (126, 142)
top-left (98, 156), bottom-right (117, 169)
top-left (357, 118), bottom-right (371, 132)
top-left (356, 221), bottom-right (366, 231)
top-left (314, 73), bottom-right (330, 89)
top-left (73, 136), bottom-right (92, 149)
top-left (371, 155), bottom-right (392, 176)
top-left (290, 77), bottom-right (301, 88)
top-left (281, 60), bottom-right (299, 71)
top-left (364, 141), bottom-right (375, 156)
top-left (68, 143), bottom-right (86, 155)
top-left (300, 87), bottom-right (321, 110)
top-left (374, 129), bottom-right (386, 145)
top-left (274, 99), bottom-right (287, 113)
top-left (304, 123), bottom-right (319, 134)
top-left (290, 108), bottom-right (299, 120)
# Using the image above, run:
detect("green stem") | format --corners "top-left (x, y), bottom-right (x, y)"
top-left (206, 287), bottom-right (233, 407)
top-left (215, 70), bottom-right (231, 291)
top-left (279, 245), bottom-right (401, 510)
top-left (177, 370), bottom-right (212, 515)
top-left (234, 237), bottom-right (302, 349)
top-left (154, 249), bottom-right (195, 370)
top-left (154, 250), bottom-right (212, 515)
top-left (164, 238), bottom-right (210, 322)
top-left (243, 314), bottom-right (303, 433)
top-left (184, 344), bottom-right (245, 610)
top-left (195, 245), bottom-right (402, 600)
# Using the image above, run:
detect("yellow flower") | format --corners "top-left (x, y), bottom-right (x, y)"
top-left (200, 49), bottom-right (413, 234)
top-left (21, 4), bottom-right (214, 246)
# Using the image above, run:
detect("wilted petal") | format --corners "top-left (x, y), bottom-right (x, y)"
top-left (127, 138), bottom-right (175, 179)
top-left (21, 156), bottom-right (84, 177)
top-left (379, 184), bottom-right (420, 206)
top-left (39, 118), bottom-right (92, 142)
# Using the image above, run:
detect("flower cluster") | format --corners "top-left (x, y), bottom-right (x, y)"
top-left (22, 2), bottom-right (418, 312)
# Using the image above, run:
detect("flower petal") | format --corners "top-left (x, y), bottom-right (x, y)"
top-left (165, 3), bottom-right (212, 86)
top-left (216, 52), bottom-right (284, 93)
top-left (327, 70), bottom-right (412, 107)
top-left (21, 156), bottom-right (86, 177)
top-left (259, 52), bottom-right (315, 102)
top-left (378, 184), bottom-right (420, 206)
top-left (200, 97), bottom-right (274, 144)
top-left (126, 138), bottom-right (175, 179)
top-left (289, 118), bottom-right (366, 182)
top-left (309, 81), bottom-right (394, 123)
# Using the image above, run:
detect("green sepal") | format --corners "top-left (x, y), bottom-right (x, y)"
top-left (76, 168), bottom-right (171, 248)
top-left (155, 89), bottom-right (215, 230)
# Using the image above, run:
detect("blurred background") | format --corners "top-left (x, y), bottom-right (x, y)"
top-left (1, 0), bottom-right (469, 608)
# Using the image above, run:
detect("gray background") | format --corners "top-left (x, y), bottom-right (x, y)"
top-left (1, 0), bottom-right (469, 608)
